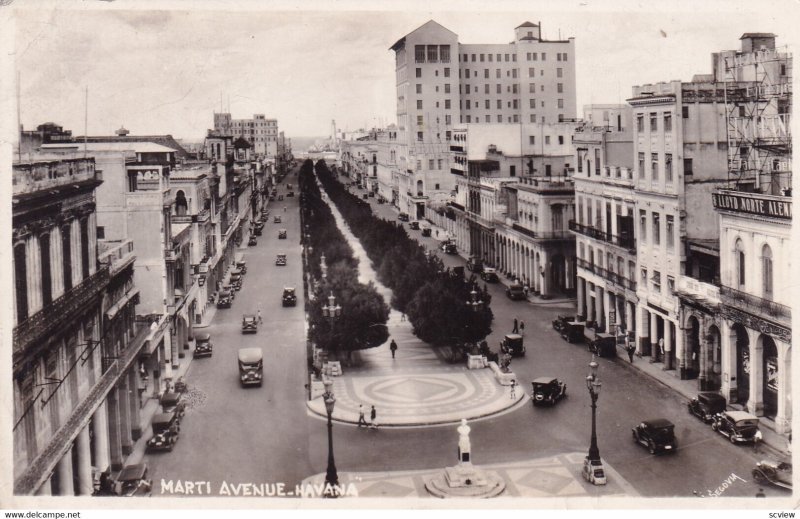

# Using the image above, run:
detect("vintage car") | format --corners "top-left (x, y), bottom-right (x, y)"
top-left (466, 256), bottom-right (484, 273)
top-left (238, 347), bottom-right (264, 387)
top-left (362, 193), bottom-right (369, 200)
top-left (269, 193), bottom-right (276, 201)
top-left (115, 464), bottom-right (153, 497)
top-left (229, 270), bottom-right (243, 290)
top-left (480, 267), bottom-right (499, 283)
top-left (377, 197), bottom-right (385, 205)
top-left (531, 377), bottom-right (567, 407)
top-left (287, 183), bottom-right (293, 190)
top-left (421, 226), bottom-right (432, 237)
top-left (500, 334), bottom-right (525, 357)
top-left (247, 235), bottom-right (257, 247)
top-left (368, 191), bottom-right (375, 198)
top-left (752, 459), bottom-right (792, 490)
top-left (241, 314), bottom-right (258, 334)
top-left (160, 391), bottom-right (186, 418)
top-left (632, 418), bottom-right (677, 454)
top-left (441, 241), bottom-right (457, 254)
top-left (687, 392), bottom-right (727, 423)
top-left (409, 221), bottom-right (420, 230)
top-left (274, 215), bottom-right (282, 223)
top-left (506, 283), bottom-right (526, 301)
top-left (711, 410), bottom-right (762, 444)
top-left (282, 287), bottom-right (297, 307)
top-left (235, 254), bottom-right (247, 274)
top-left (216, 290), bottom-right (233, 308)
top-left (146, 412), bottom-right (180, 452)
top-left (398, 212), bottom-right (410, 222)
top-left (588, 333), bottom-right (617, 358)
top-left (222, 284), bottom-right (235, 300)
top-left (253, 224), bottom-right (263, 237)
top-left (259, 212), bottom-right (269, 223)
top-left (278, 194), bottom-right (284, 201)
top-left (276, 253), bottom-right (287, 266)
top-left (278, 229), bottom-right (287, 239)
top-left (552, 314), bottom-right (575, 334)
top-left (193, 332), bottom-right (213, 358)
top-left (287, 191), bottom-right (295, 197)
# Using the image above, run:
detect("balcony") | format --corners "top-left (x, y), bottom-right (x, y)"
top-left (98, 239), bottom-right (135, 275)
top-left (576, 258), bottom-right (637, 291)
top-left (569, 220), bottom-right (636, 251)
top-left (13, 158), bottom-right (98, 197)
top-left (720, 285), bottom-right (790, 327)
top-left (675, 276), bottom-right (720, 310)
top-left (511, 223), bottom-right (572, 241)
top-left (13, 266), bottom-right (110, 357)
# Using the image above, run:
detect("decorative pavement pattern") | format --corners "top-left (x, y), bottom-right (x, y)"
top-left (302, 452), bottom-right (637, 499)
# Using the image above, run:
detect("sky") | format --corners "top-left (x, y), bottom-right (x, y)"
top-left (6, 0), bottom-right (798, 142)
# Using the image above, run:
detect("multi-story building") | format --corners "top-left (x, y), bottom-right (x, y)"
top-left (390, 20), bottom-right (576, 216)
top-left (571, 105), bottom-right (638, 336)
top-left (213, 112), bottom-right (278, 160)
top-left (12, 157), bottom-right (146, 495)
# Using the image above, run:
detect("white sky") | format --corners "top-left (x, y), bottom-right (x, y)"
top-left (7, 0), bottom-right (798, 141)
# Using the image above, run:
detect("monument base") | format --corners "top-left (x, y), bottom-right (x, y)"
top-left (426, 464), bottom-right (505, 498)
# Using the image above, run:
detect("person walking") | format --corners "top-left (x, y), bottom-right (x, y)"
top-left (512, 318), bottom-right (519, 334)
top-left (519, 320), bottom-right (525, 336)
top-left (400, 312), bottom-right (406, 322)
top-left (357, 404), bottom-right (368, 428)
top-left (257, 308), bottom-right (263, 325)
top-left (510, 379), bottom-right (517, 400)
top-left (626, 342), bottom-right (635, 363)
top-left (390, 339), bottom-right (398, 359)
top-left (369, 405), bottom-right (378, 429)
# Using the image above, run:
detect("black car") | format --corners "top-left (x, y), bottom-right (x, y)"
top-left (480, 268), bottom-right (499, 283)
top-left (500, 334), bottom-right (525, 356)
top-left (711, 411), bottom-right (762, 444)
top-left (632, 418), bottom-right (677, 454)
top-left (506, 284), bottom-right (526, 301)
top-left (409, 221), bottom-right (420, 230)
top-left (241, 314), bottom-right (258, 334)
top-left (247, 235), bottom-right (257, 247)
top-left (442, 241), bottom-right (457, 254)
top-left (687, 392), bottom-right (727, 423)
top-left (216, 290), bottom-right (232, 308)
top-left (115, 464), bottom-right (153, 497)
top-left (398, 212), bottom-right (410, 222)
top-left (282, 287), bottom-right (297, 307)
top-left (531, 377), bottom-right (567, 406)
top-left (278, 229), bottom-right (287, 239)
top-left (588, 333), bottom-right (617, 358)
top-left (466, 256), bottom-right (484, 273)
top-left (193, 332), bottom-right (212, 358)
top-left (146, 412), bottom-right (180, 452)
top-left (286, 191), bottom-right (295, 197)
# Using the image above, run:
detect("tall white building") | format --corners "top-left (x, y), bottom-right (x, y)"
top-left (213, 112), bottom-right (278, 159)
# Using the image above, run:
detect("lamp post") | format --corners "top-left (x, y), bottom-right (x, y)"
top-left (466, 284), bottom-right (484, 312)
top-left (320, 253), bottom-right (327, 280)
top-left (583, 355), bottom-right (606, 485)
top-left (322, 378), bottom-right (339, 496)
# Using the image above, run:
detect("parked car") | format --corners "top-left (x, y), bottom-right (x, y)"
top-left (377, 198), bottom-right (385, 204)
top-left (247, 235), bottom-right (257, 247)
top-left (193, 332), bottom-right (212, 358)
top-left (222, 284), bottom-right (235, 300)
top-left (282, 287), bottom-right (297, 307)
top-left (286, 183), bottom-right (293, 190)
top-left (287, 191), bottom-right (295, 197)
top-left (687, 392), bottom-right (727, 423)
top-left (253, 224), bottom-right (263, 237)
top-left (229, 270), bottom-right (243, 290)
top-left (235, 254), bottom-right (247, 274)
top-left (398, 212), bottom-right (410, 222)
top-left (275, 253), bottom-right (287, 266)
top-left (632, 418), bottom-right (677, 454)
top-left (500, 333), bottom-right (525, 357)
top-left (278, 229), bottom-right (287, 239)
top-left (531, 377), bottom-right (567, 406)
top-left (752, 459), bottom-right (792, 490)
top-left (506, 283), bottom-right (526, 301)
top-left (368, 191), bottom-right (375, 198)
top-left (409, 221), bottom-right (420, 230)
top-left (216, 290), bottom-right (233, 309)
top-left (480, 267), bottom-right (499, 283)
top-left (588, 333), bottom-right (617, 358)
top-left (362, 194), bottom-right (369, 200)
top-left (582, 458), bottom-right (607, 486)
top-left (241, 314), bottom-right (258, 334)
top-left (146, 412), bottom-right (180, 452)
top-left (160, 391), bottom-right (185, 418)
top-left (269, 194), bottom-right (276, 201)
top-left (442, 241), bottom-right (457, 254)
top-left (273, 215), bottom-right (282, 223)
top-left (421, 226), bottom-right (432, 237)
top-left (115, 464), bottom-right (153, 497)
top-left (466, 256), bottom-right (484, 273)
top-left (711, 410), bottom-right (762, 444)
top-left (562, 321), bottom-right (585, 344)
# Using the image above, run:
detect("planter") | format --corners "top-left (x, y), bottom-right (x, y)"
top-left (488, 361), bottom-right (516, 386)
top-left (467, 354), bottom-right (487, 370)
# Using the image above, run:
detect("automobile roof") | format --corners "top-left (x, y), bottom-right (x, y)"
top-left (238, 347), bottom-right (263, 363)
top-left (242, 314), bottom-right (256, 319)
top-left (697, 392), bottom-right (726, 402)
top-left (117, 463), bottom-right (148, 482)
top-left (151, 412), bottom-right (176, 426)
top-left (505, 333), bottom-right (523, 340)
top-left (161, 392), bottom-right (181, 405)
top-left (483, 267), bottom-right (497, 273)
top-left (532, 376), bottom-right (557, 384)
top-left (283, 286), bottom-right (296, 291)
top-left (643, 418), bottom-right (674, 428)
top-left (195, 332), bottom-right (211, 341)
top-left (280, 228), bottom-right (287, 232)
top-left (725, 410), bottom-right (759, 421)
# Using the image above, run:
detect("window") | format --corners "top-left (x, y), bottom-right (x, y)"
top-left (417, 131), bottom-right (423, 141)
top-left (480, 53), bottom-right (485, 62)
top-left (652, 212), bottom-right (660, 245)
top-left (639, 210), bottom-right (647, 242)
top-left (415, 45), bottom-right (425, 63)
top-left (505, 54), bottom-right (509, 61)
top-left (683, 158), bottom-right (693, 175)
top-left (444, 83), bottom-right (451, 94)
top-left (557, 83), bottom-right (563, 93)
top-left (417, 99), bottom-right (423, 109)
top-left (649, 112), bottom-right (658, 132)
top-left (666, 215), bottom-right (674, 250)
top-left (416, 160), bottom-right (422, 170)
top-left (665, 153), bottom-right (673, 182)
top-left (496, 53), bottom-right (501, 61)
top-left (664, 113), bottom-right (672, 132)
top-left (465, 69), bottom-right (470, 79)
top-left (541, 52), bottom-right (546, 60)
top-left (485, 99), bottom-right (490, 109)
top-left (427, 45), bottom-right (438, 62)
top-left (471, 54), bottom-right (476, 62)
top-left (440, 45), bottom-right (450, 62)
top-left (557, 67), bottom-right (563, 78)
top-left (682, 106), bottom-right (689, 118)
top-left (445, 130), bottom-right (451, 140)
top-left (484, 69), bottom-right (489, 79)
top-left (652, 271), bottom-right (662, 292)
top-left (496, 99), bottom-right (502, 109)
top-left (445, 115), bottom-right (451, 125)
top-left (762, 244), bottom-right (773, 298)
top-left (530, 114), bottom-right (536, 123)
top-left (529, 83), bottom-right (535, 93)
top-left (416, 84), bottom-right (422, 94)
top-left (466, 115), bottom-right (471, 123)
top-left (444, 67), bottom-right (450, 78)
top-left (488, 54), bottom-right (493, 62)
top-left (417, 115), bottom-right (423, 126)
top-left (416, 68), bottom-right (422, 78)
top-left (428, 159), bottom-right (434, 170)
top-left (638, 152), bottom-right (645, 178)
top-left (557, 135), bottom-right (564, 145)
top-left (529, 67), bottom-right (535, 77)
top-left (496, 69), bottom-right (501, 78)
top-left (513, 114), bottom-right (519, 123)
top-left (14, 242), bottom-right (27, 323)
top-left (545, 136), bottom-right (550, 145)
top-left (497, 115), bottom-right (502, 123)
top-left (636, 115), bottom-right (644, 133)
top-left (735, 239), bottom-right (746, 287)
top-left (558, 99), bottom-right (564, 109)
top-left (529, 136), bottom-right (535, 145)
top-left (641, 267), bottom-right (648, 285)
top-left (651, 153), bottom-right (659, 181)
top-left (484, 84), bottom-right (489, 94)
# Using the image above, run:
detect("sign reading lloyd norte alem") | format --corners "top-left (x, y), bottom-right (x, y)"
top-left (712, 191), bottom-right (792, 220)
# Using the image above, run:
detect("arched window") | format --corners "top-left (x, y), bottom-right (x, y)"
top-left (762, 244), bottom-right (773, 299)
top-left (175, 190), bottom-right (188, 216)
top-left (735, 238), bottom-right (745, 288)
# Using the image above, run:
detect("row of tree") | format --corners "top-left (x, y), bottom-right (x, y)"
top-left (313, 160), bottom-right (494, 346)
top-left (298, 160), bottom-right (389, 359)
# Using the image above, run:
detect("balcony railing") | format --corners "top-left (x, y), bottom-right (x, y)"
top-left (676, 276), bottom-right (720, 304)
top-left (511, 223), bottom-right (572, 240)
top-left (13, 266), bottom-right (110, 356)
top-left (720, 285), bottom-right (790, 325)
top-left (13, 158), bottom-right (97, 196)
top-left (98, 239), bottom-right (135, 274)
top-left (576, 258), bottom-right (637, 291)
top-left (569, 220), bottom-right (636, 251)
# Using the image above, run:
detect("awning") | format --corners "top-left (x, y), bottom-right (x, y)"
top-left (105, 288), bottom-right (140, 320)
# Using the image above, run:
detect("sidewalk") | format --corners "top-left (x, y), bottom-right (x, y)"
top-left (619, 350), bottom-right (789, 458)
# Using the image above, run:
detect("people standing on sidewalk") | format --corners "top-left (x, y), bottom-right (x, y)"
top-left (357, 404), bottom-right (368, 427)
top-left (512, 318), bottom-right (519, 334)
top-left (369, 405), bottom-right (378, 429)
top-left (519, 320), bottom-right (525, 336)
top-left (390, 339), bottom-right (398, 359)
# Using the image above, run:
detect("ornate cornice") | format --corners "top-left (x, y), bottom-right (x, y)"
top-left (720, 304), bottom-right (791, 344)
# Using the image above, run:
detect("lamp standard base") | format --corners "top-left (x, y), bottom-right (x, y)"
top-left (581, 457), bottom-right (607, 486)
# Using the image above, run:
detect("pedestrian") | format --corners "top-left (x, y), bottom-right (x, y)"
top-left (519, 320), bottom-right (525, 336)
top-left (357, 404), bottom-right (368, 427)
top-left (369, 405), bottom-right (378, 429)
top-left (390, 339), bottom-right (398, 359)
top-left (627, 342), bottom-right (635, 363)
top-left (512, 318), bottom-right (519, 334)
top-left (510, 379), bottom-right (517, 400)
top-left (400, 312), bottom-right (406, 322)
top-left (523, 284), bottom-right (529, 298)
top-left (658, 337), bottom-right (665, 359)
top-left (257, 308), bottom-right (263, 325)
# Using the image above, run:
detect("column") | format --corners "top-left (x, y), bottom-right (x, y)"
top-left (92, 401), bottom-right (110, 474)
top-left (56, 448), bottom-right (74, 496)
top-left (576, 277), bottom-right (585, 319)
top-left (747, 333), bottom-right (764, 416)
top-left (677, 319), bottom-right (687, 379)
top-left (75, 426), bottom-right (93, 495)
top-left (594, 286), bottom-right (604, 329)
top-left (540, 253), bottom-right (549, 296)
top-left (637, 306), bottom-right (650, 356)
top-left (649, 313), bottom-right (659, 363)
top-left (775, 341), bottom-right (791, 433)
top-left (128, 369), bottom-right (142, 440)
top-left (51, 226), bottom-right (64, 299)
top-left (625, 300), bottom-right (634, 337)
top-left (107, 393), bottom-right (123, 471)
top-left (602, 289), bottom-right (611, 332)
top-left (663, 319), bottom-right (673, 371)
top-left (118, 384), bottom-right (133, 456)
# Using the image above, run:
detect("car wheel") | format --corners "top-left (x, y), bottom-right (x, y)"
top-left (648, 441), bottom-right (656, 455)
top-left (711, 422), bottom-right (719, 431)
top-left (730, 434), bottom-right (737, 444)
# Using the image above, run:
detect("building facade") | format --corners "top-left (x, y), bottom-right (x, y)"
top-left (213, 112), bottom-right (278, 160)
